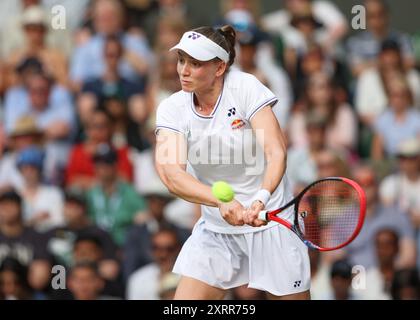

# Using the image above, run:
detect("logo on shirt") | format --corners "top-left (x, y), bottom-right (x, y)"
top-left (231, 119), bottom-right (246, 130)
top-left (227, 108), bottom-right (236, 117)
top-left (293, 280), bottom-right (302, 288)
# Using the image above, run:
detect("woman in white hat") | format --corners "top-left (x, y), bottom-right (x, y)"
top-left (155, 25), bottom-right (310, 300)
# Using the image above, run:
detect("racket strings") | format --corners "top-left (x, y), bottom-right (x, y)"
top-left (298, 180), bottom-right (361, 249)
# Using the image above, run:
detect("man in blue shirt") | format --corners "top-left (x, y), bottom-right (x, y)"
top-left (70, 0), bottom-right (153, 90)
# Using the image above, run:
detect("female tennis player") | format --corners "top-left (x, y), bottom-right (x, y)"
top-left (155, 25), bottom-right (310, 300)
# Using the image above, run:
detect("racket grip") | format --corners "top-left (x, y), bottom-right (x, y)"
top-left (258, 210), bottom-right (268, 221)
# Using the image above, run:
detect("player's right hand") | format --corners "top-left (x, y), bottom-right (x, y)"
top-left (218, 199), bottom-right (246, 226)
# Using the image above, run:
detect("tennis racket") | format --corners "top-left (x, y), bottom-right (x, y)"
top-left (258, 177), bottom-right (366, 251)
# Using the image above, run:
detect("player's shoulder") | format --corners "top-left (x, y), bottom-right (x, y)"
top-left (225, 69), bottom-right (262, 90)
top-left (156, 90), bottom-right (189, 113)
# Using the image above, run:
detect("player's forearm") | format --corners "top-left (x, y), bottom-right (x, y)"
top-left (160, 168), bottom-right (221, 207)
top-left (261, 147), bottom-right (287, 194)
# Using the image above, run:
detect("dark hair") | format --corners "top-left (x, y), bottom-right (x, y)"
top-left (0, 257), bottom-right (31, 298)
top-left (391, 269), bottom-right (420, 300)
top-left (193, 25), bottom-right (236, 68)
top-left (92, 143), bottom-right (118, 164)
top-left (381, 38), bottom-right (400, 53)
top-left (64, 189), bottom-right (87, 207)
top-left (0, 188), bottom-right (22, 206)
top-left (330, 259), bottom-right (353, 279)
top-left (16, 57), bottom-right (43, 75)
top-left (74, 233), bottom-right (103, 249)
top-left (375, 228), bottom-right (399, 246)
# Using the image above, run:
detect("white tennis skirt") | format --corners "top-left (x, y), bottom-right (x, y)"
top-left (173, 219), bottom-right (311, 297)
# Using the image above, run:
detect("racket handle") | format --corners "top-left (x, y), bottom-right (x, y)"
top-left (258, 210), bottom-right (268, 221)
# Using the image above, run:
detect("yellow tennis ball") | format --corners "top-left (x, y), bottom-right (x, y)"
top-left (212, 181), bottom-right (234, 203)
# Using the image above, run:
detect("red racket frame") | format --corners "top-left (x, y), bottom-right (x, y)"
top-left (262, 177), bottom-right (366, 251)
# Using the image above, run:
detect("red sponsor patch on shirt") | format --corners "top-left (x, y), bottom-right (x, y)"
top-left (231, 119), bottom-right (246, 130)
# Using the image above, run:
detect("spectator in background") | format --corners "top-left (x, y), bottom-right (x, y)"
top-left (289, 72), bottom-right (357, 153)
top-left (378, 139), bottom-right (420, 267)
top-left (0, 188), bottom-right (52, 298)
top-left (0, 0), bottom-right (73, 60)
top-left (344, 164), bottom-right (417, 270)
top-left (101, 96), bottom-right (147, 151)
top-left (78, 35), bottom-right (148, 151)
top-left (3, 72), bottom-right (76, 184)
top-left (220, 0), bottom-right (260, 21)
top-left (391, 269), bottom-right (420, 300)
top-left (287, 112), bottom-right (327, 193)
top-left (315, 148), bottom-right (351, 179)
top-left (123, 177), bottom-right (191, 280)
top-left (359, 229), bottom-right (399, 300)
top-left (153, 16), bottom-right (188, 54)
top-left (125, 0), bottom-right (190, 48)
top-left (70, 0), bottom-right (153, 91)
top-left (292, 44), bottom-right (350, 103)
top-left (65, 109), bottom-right (133, 191)
top-left (67, 261), bottom-right (120, 300)
top-left (86, 144), bottom-right (146, 247)
top-left (355, 39), bottom-right (420, 127)
top-left (0, 116), bottom-right (44, 191)
top-left (326, 260), bottom-right (358, 300)
top-left (371, 76), bottom-right (420, 160)
top-left (2, 5), bottom-right (69, 90)
top-left (4, 72), bottom-right (75, 140)
top-left (379, 139), bottom-right (420, 228)
top-left (346, 0), bottom-right (415, 77)
top-left (127, 228), bottom-right (181, 300)
top-left (262, 0), bottom-right (348, 57)
top-left (270, 4), bottom-right (329, 77)
top-left (236, 24), bottom-right (293, 127)
top-left (47, 190), bottom-right (119, 274)
top-left (3, 56), bottom-right (72, 121)
top-left (72, 234), bottom-right (124, 298)
top-left (17, 146), bottom-right (64, 232)
top-left (0, 257), bottom-right (32, 300)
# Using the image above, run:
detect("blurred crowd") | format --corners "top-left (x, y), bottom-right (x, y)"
top-left (0, 0), bottom-right (419, 300)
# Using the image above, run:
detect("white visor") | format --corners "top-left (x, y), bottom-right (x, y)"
top-left (170, 31), bottom-right (229, 63)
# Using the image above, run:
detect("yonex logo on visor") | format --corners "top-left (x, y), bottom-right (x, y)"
top-left (170, 31), bottom-right (230, 63)
top-left (188, 32), bottom-right (201, 40)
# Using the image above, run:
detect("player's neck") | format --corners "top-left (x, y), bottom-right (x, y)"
top-left (194, 78), bottom-right (224, 112)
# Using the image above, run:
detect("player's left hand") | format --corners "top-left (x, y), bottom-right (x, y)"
top-left (243, 200), bottom-right (268, 227)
